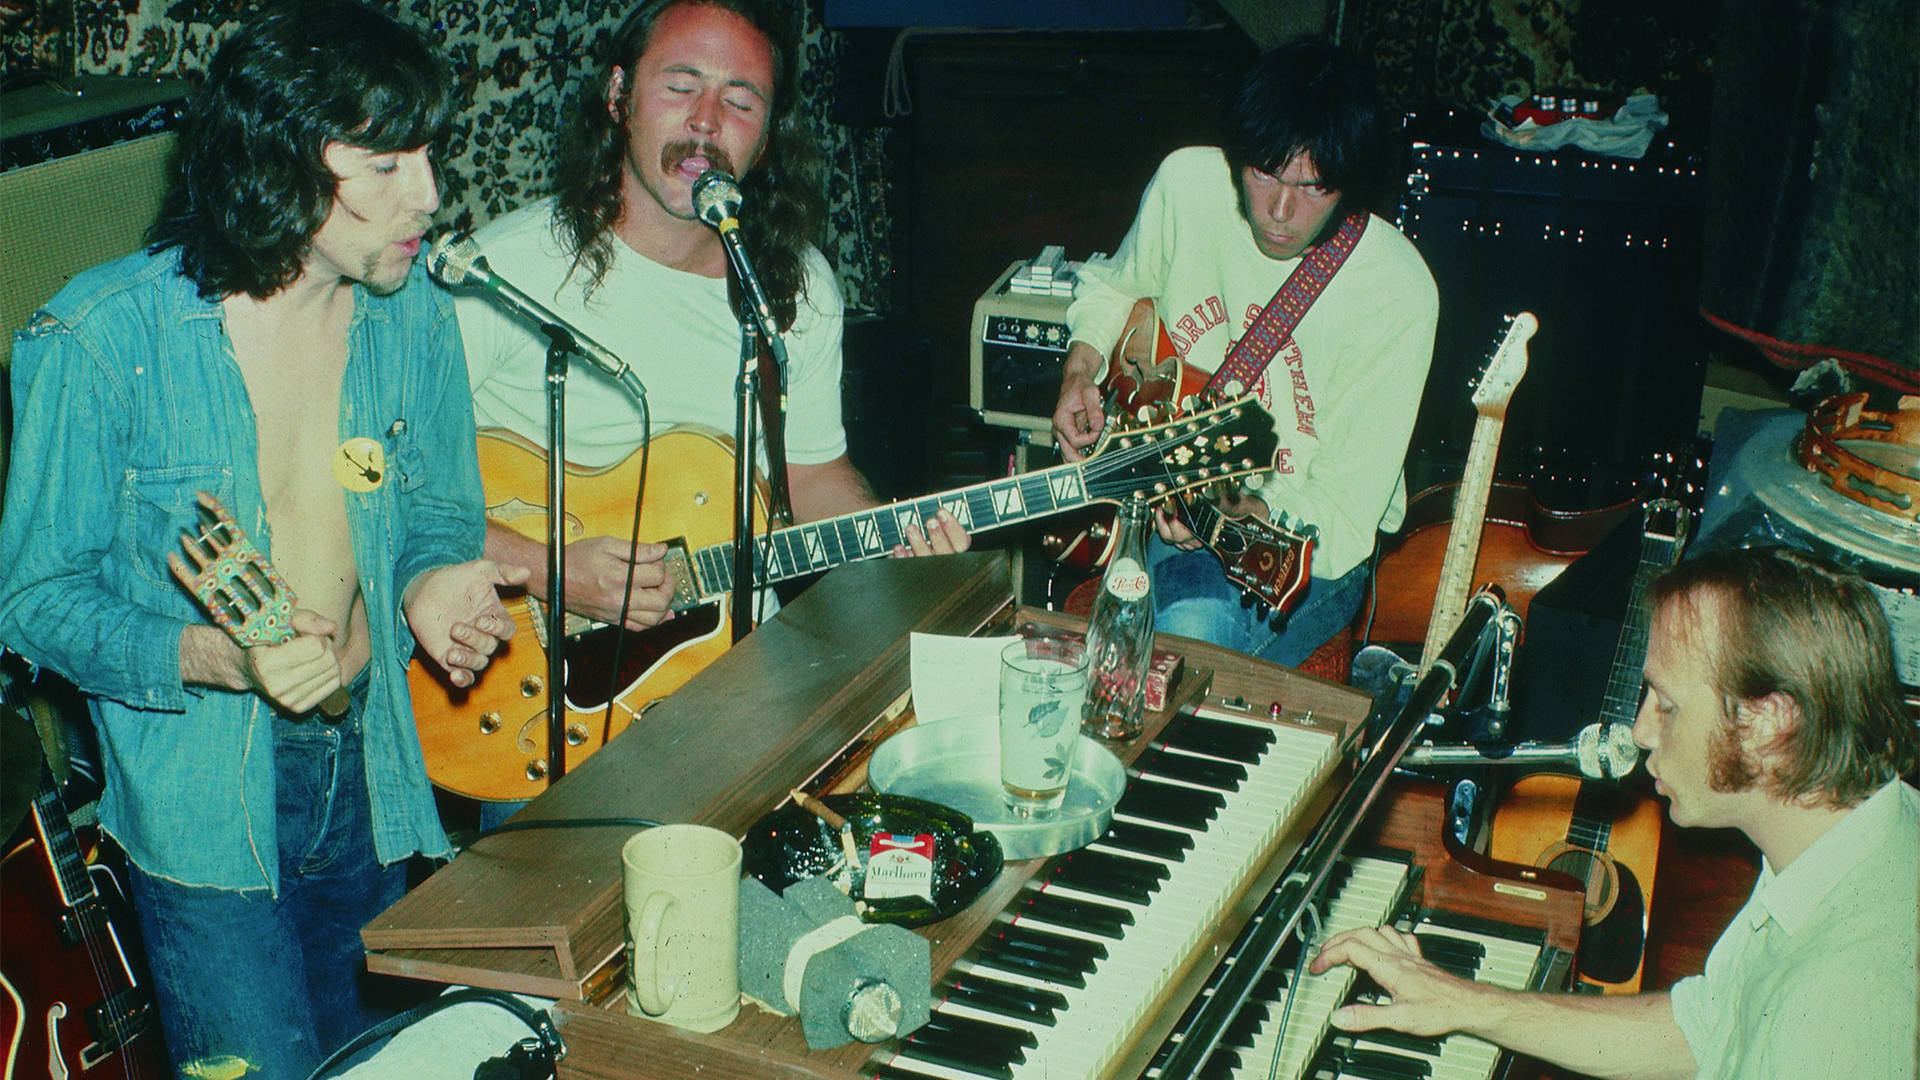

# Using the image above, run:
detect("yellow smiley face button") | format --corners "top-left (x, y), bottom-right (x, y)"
top-left (334, 437), bottom-right (386, 492)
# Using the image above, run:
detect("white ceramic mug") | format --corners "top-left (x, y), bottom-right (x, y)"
top-left (623, 824), bottom-right (742, 1032)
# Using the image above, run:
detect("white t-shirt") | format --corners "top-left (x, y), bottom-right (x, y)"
top-left (462, 197), bottom-right (848, 474)
top-left (1068, 146), bottom-right (1439, 580)
top-left (1669, 779), bottom-right (1920, 1079)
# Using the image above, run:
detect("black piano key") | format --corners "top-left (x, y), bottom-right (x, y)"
top-left (995, 923), bottom-right (1108, 965)
top-left (902, 1031), bottom-right (1022, 1073)
top-left (1411, 931), bottom-right (1485, 967)
top-left (1101, 818), bottom-right (1192, 860)
top-left (1198, 1045), bottom-right (1244, 1080)
top-left (1021, 890), bottom-right (1132, 938)
top-left (1134, 744), bottom-right (1247, 790)
top-left (922, 1010), bottom-right (1040, 1050)
top-left (1354, 1027), bottom-right (1446, 1059)
top-left (892, 1040), bottom-right (1015, 1080)
top-left (1050, 853), bottom-right (1163, 904)
top-left (915, 1014), bottom-right (1035, 1056)
top-left (1221, 1000), bottom-right (1266, 1048)
top-left (1338, 1046), bottom-right (1432, 1080)
top-left (972, 945), bottom-right (1088, 987)
top-left (1114, 777), bottom-right (1226, 830)
top-left (871, 1063), bottom-right (950, 1080)
top-left (944, 974), bottom-right (1063, 1023)
top-left (1157, 713), bottom-right (1275, 763)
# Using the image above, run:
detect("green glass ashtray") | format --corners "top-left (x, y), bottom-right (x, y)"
top-left (741, 792), bottom-right (1003, 927)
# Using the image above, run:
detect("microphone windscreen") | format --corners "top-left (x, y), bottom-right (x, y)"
top-left (427, 232), bottom-right (484, 286)
top-left (691, 168), bottom-right (743, 227)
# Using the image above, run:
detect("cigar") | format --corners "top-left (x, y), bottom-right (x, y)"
top-left (790, 788), bottom-right (849, 831)
top-left (791, 789), bottom-right (863, 890)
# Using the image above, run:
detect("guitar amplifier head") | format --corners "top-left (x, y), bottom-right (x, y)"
top-left (970, 259), bottom-right (1075, 432)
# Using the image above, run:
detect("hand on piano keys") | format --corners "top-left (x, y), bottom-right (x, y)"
top-left (1309, 923), bottom-right (1491, 1037)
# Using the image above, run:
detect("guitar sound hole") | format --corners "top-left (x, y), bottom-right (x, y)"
top-left (1547, 848), bottom-right (1618, 921)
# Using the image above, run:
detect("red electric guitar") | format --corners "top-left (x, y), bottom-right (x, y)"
top-left (0, 666), bottom-right (169, 1079)
top-left (1041, 297), bottom-right (1318, 613)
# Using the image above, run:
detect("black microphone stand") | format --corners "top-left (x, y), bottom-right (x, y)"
top-left (539, 327), bottom-right (576, 784)
top-left (729, 298), bottom-right (761, 644)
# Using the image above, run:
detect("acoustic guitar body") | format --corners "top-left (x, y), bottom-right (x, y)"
top-left (1489, 772), bottom-right (1663, 992)
top-left (1361, 482), bottom-right (1634, 645)
top-left (409, 427), bottom-right (763, 803)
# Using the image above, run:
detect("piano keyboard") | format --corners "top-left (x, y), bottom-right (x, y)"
top-left (871, 711), bottom-right (1342, 1080)
top-left (1149, 855), bottom-right (1414, 1080)
top-left (1177, 898), bottom-right (1546, 1080)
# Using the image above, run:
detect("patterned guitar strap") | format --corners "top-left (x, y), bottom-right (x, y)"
top-left (1202, 211), bottom-right (1368, 399)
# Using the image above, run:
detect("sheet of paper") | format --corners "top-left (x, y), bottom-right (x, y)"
top-left (910, 632), bottom-right (1018, 726)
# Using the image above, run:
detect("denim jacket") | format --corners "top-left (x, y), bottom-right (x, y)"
top-left (0, 248), bottom-right (479, 892)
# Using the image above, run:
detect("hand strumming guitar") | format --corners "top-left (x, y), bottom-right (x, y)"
top-left (1052, 340), bottom-right (1109, 462)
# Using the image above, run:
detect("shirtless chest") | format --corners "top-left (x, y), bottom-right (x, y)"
top-left (220, 298), bottom-right (363, 632)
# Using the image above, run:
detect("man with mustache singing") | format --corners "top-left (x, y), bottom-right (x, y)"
top-left (461, 0), bottom-right (969, 638)
top-left (0, 2), bottom-right (524, 1076)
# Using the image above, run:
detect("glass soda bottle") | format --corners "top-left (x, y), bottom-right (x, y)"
top-left (1083, 494), bottom-right (1155, 741)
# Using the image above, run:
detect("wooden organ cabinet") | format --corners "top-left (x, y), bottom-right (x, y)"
top-left (365, 555), bottom-right (1586, 1080)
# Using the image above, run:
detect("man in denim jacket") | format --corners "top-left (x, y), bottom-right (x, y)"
top-left (0, 3), bottom-right (525, 1076)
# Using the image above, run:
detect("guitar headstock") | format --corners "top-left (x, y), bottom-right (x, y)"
top-left (1210, 512), bottom-right (1317, 614)
top-left (1471, 312), bottom-right (1538, 420)
top-left (1081, 395), bottom-right (1280, 505)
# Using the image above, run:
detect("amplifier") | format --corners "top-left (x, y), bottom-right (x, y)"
top-left (1396, 109), bottom-right (1708, 507)
top-left (969, 257), bottom-right (1078, 431)
top-left (1, 76), bottom-right (188, 371)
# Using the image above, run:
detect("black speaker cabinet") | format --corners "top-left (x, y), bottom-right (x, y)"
top-left (1397, 111), bottom-right (1711, 509)
top-left (1508, 511), bottom-right (1644, 743)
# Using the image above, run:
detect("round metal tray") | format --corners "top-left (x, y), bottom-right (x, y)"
top-left (867, 717), bottom-right (1125, 861)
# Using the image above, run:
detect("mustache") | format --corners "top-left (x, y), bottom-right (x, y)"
top-left (660, 140), bottom-right (737, 179)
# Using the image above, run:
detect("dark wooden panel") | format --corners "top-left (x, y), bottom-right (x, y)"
top-left (903, 29), bottom-right (1257, 413)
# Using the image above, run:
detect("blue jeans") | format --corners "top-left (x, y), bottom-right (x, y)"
top-left (126, 684), bottom-right (410, 1080)
top-left (1149, 537), bottom-right (1369, 668)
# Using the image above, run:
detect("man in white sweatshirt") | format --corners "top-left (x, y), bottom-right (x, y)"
top-left (1052, 37), bottom-right (1437, 666)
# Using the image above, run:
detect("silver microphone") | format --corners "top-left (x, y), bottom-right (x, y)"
top-left (688, 169), bottom-right (785, 362)
top-left (691, 168), bottom-right (743, 227)
top-left (427, 233), bottom-right (643, 397)
top-left (1395, 722), bottom-right (1643, 780)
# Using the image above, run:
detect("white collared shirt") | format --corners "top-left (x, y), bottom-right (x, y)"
top-left (1671, 779), bottom-right (1920, 1078)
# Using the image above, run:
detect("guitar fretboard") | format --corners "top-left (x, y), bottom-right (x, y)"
top-left (1596, 501), bottom-right (1688, 728)
top-left (692, 465), bottom-right (1094, 594)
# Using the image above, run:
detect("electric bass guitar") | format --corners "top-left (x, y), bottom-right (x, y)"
top-left (1040, 297), bottom-right (1317, 613)
top-left (1489, 498), bottom-right (1689, 992)
top-left (0, 669), bottom-right (168, 1079)
top-left (411, 395), bottom-right (1281, 801)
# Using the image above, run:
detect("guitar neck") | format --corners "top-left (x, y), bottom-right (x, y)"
top-left (28, 759), bottom-right (99, 911)
top-left (1596, 503), bottom-right (1688, 729)
top-left (687, 462), bottom-right (1097, 597)
top-left (1419, 412), bottom-right (1505, 666)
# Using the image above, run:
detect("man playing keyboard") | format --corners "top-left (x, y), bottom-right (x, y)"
top-left (1313, 545), bottom-right (1919, 1079)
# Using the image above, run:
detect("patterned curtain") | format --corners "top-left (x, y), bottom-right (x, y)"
top-left (31, 0), bottom-right (898, 315)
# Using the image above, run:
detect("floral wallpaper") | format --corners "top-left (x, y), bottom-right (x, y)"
top-left (4, 0), bottom-right (900, 315)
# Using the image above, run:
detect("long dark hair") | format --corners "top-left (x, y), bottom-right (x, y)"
top-left (148, 0), bottom-right (453, 300)
top-left (550, 0), bottom-right (825, 330)
top-left (1222, 37), bottom-right (1396, 236)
